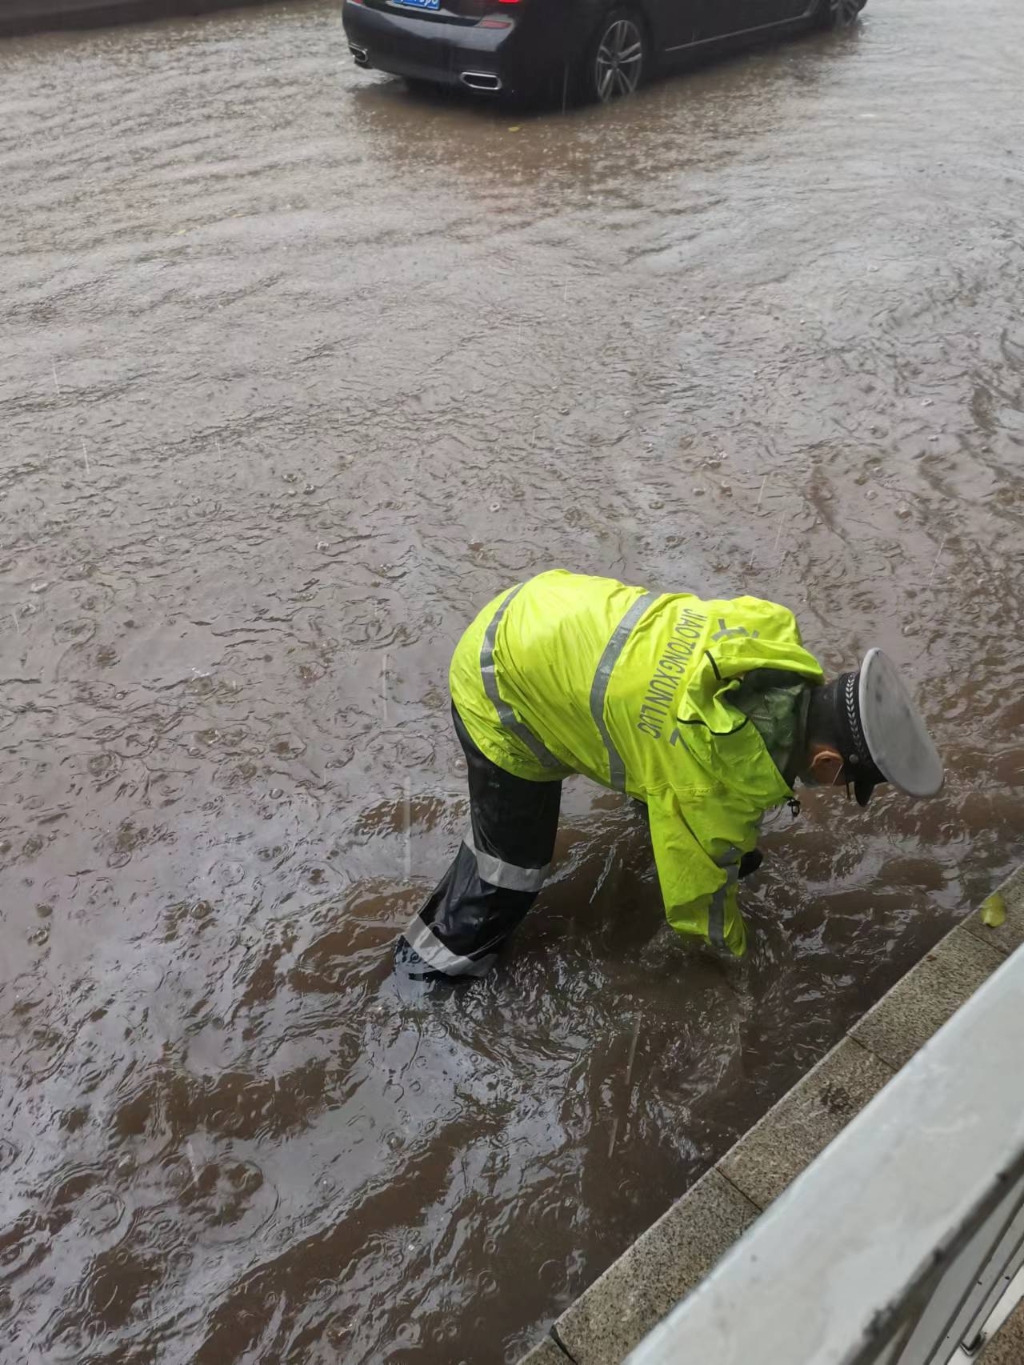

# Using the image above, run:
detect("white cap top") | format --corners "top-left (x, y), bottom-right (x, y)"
top-left (858, 648), bottom-right (944, 799)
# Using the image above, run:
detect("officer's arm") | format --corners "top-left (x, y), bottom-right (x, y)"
top-left (647, 789), bottom-right (756, 958)
top-left (666, 883), bottom-right (747, 957)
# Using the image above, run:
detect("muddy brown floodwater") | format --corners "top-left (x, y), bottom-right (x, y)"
top-left (1, 0), bottom-right (1023, 1360)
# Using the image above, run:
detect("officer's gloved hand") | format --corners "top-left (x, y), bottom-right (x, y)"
top-left (738, 849), bottom-right (764, 881)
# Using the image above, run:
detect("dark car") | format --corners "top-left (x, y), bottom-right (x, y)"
top-left (343, 0), bottom-right (865, 105)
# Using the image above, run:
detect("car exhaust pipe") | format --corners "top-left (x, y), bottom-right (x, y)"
top-left (460, 70), bottom-right (502, 92)
top-left (349, 44), bottom-right (369, 66)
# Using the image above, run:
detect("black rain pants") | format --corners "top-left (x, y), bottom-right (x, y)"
top-left (394, 706), bottom-right (561, 979)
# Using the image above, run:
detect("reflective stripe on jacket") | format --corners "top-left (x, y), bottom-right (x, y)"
top-left (449, 570), bottom-right (825, 956)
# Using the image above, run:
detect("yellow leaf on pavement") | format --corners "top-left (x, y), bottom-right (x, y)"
top-left (980, 892), bottom-right (1007, 928)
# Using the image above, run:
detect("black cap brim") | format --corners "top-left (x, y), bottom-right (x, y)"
top-left (854, 776), bottom-right (878, 808)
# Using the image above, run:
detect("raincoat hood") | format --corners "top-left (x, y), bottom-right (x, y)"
top-left (678, 596), bottom-right (825, 737)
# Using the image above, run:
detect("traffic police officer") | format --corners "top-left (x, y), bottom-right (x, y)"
top-left (396, 569), bottom-right (944, 980)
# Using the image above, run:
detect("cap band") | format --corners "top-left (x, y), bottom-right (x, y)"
top-left (838, 672), bottom-right (884, 782)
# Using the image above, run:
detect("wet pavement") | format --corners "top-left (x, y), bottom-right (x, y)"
top-left (1, 0), bottom-right (1023, 1360)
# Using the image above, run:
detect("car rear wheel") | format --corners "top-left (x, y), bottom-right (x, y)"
top-left (583, 10), bottom-right (646, 105)
top-left (818, 0), bottom-right (865, 27)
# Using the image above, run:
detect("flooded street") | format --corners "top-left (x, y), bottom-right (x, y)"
top-left (2, 0), bottom-right (1023, 1359)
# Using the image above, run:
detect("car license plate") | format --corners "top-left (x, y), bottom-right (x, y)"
top-left (393, 0), bottom-right (441, 10)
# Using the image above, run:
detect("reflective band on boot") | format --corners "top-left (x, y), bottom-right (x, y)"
top-left (463, 828), bottom-right (550, 893)
top-left (402, 913), bottom-right (497, 978)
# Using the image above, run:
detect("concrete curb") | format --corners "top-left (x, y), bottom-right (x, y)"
top-left (981, 1299), bottom-right (1024, 1363)
top-left (517, 1339), bottom-right (573, 1365)
top-left (517, 864), bottom-right (1024, 1365)
top-left (555, 1169), bottom-right (760, 1365)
